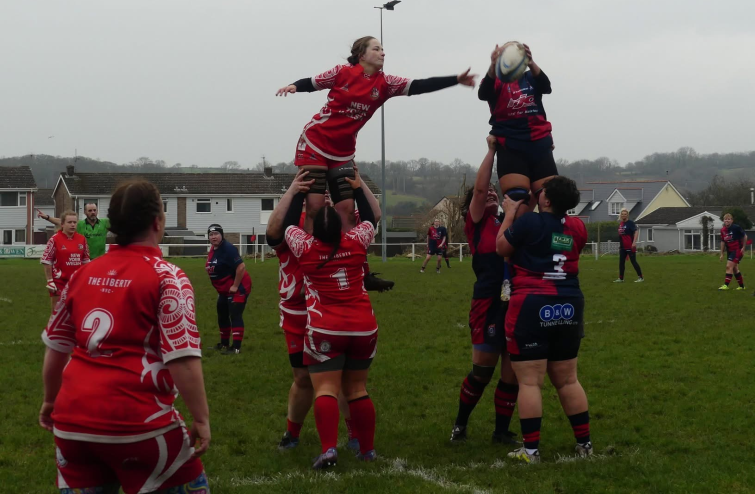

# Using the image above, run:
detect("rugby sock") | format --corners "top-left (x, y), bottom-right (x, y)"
top-left (287, 418), bottom-right (303, 439)
top-left (231, 327), bottom-right (243, 349)
top-left (348, 396), bottom-right (376, 454)
top-left (345, 417), bottom-right (355, 440)
top-left (455, 372), bottom-right (489, 427)
top-left (219, 327), bottom-right (230, 347)
top-left (494, 381), bottom-right (519, 434)
top-left (725, 273), bottom-right (733, 286)
top-left (736, 272), bottom-right (744, 287)
top-left (520, 417), bottom-right (542, 452)
top-left (314, 395), bottom-right (339, 453)
top-left (568, 411), bottom-right (591, 445)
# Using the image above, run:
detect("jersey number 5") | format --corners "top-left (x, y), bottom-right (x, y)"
top-left (82, 309), bottom-right (115, 357)
top-left (330, 267), bottom-right (350, 290)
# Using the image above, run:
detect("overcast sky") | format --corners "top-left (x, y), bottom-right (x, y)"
top-left (1, 0), bottom-right (753, 169)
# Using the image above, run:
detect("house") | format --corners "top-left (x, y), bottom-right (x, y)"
top-left (569, 180), bottom-right (689, 223)
top-left (636, 206), bottom-right (755, 253)
top-left (52, 165), bottom-right (381, 251)
top-left (0, 166), bottom-right (37, 245)
top-left (33, 188), bottom-right (55, 244)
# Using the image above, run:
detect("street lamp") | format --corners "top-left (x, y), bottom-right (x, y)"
top-left (374, 1), bottom-right (400, 262)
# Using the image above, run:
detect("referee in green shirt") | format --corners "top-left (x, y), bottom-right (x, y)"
top-left (39, 203), bottom-right (111, 259)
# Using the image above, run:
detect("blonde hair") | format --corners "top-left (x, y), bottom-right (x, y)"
top-left (59, 210), bottom-right (78, 230)
top-left (620, 208), bottom-right (629, 216)
top-left (723, 213), bottom-right (733, 220)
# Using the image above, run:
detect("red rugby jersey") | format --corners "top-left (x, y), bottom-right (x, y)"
top-left (42, 245), bottom-right (201, 442)
top-left (284, 222), bottom-right (377, 333)
top-left (276, 243), bottom-right (307, 334)
top-left (40, 231), bottom-right (90, 283)
top-left (300, 64), bottom-right (411, 161)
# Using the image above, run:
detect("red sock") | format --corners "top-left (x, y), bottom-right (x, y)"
top-left (219, 327), bottom-right (231, 344)
top-left (287, 418), bottom-right (303, 439)
top-left (345, 418), bottom-right (356, 440)
top-left (735, 272), bottom-right (744, 287)
top-left (314, 395), bottom-right (339, 453)
top-left (725, 273), bottom-right (733, 286)
top-left (348, 396), bottom-right (376, 454)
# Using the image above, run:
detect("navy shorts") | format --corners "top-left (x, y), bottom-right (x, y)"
top-left (470, 297), bottom-right (507, 353)
top-left (428, 245), bottom-right (443, 256)
top-left (505, 293), bottom-right (584, 361)
top-left (727, 250), bottom-right (744, 264)
top-left (495, 141), bottom-right (558, 183)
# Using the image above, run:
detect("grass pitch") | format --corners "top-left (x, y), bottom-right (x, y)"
top-left (1, 254), bottom-right (753, 493)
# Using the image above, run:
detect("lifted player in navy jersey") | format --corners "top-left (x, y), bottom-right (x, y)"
top-left (420, 219), bottom-right (447, 273)
top-left (614, 208), bottom-right (644, 283)
top-left (450, 136), bottom-right (519, 445)
top-left (206, 224), bottom-right (252, 354)
top-left (479, 43), bottom-right (557, 217)
top-left (719, 213), bottom-right (747, 290)
top-left (496, 176), bottom-right (592, 463)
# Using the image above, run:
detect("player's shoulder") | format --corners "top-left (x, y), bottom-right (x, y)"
top-left (143, 256), bottom-right (192, 289)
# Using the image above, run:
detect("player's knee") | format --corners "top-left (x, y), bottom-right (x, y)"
top-left (504, 187), bottom-right (531, 203)
top-left (472, 364), bottom-right (496, 382)
top-left (294, 373), bottom-right (313, 389)
top-left (327, 163), bottom-right (355, 204)
top-left (307, 169), bottom-right (328, 195)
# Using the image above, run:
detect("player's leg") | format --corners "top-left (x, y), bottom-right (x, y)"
top-left (507, 359), bottom-right (546, 463)
top-left (617, 252), bottom-right (627, 282)
top-left (301, 166), bottom-right (328, 233)
top-left (337, 393), bottom-right (360, 452)
top-left (526, 145), bottom-right (559, 215)
top-left (548, 359), bottom-right (592, 457)
top-left (215, 294), bottom-right (231, 350)
top-left (420, 253), bottom-right (432, 272)
top-left (628, 252), bottom-right (643, 281)
top-left (733, 258), bottom-right (745, 288)
top-left (280, 346), bottom-right (313, 450)
top-left (327, 162), bottom-right (357, 231)
top-left (342, 332), bottom-right (377, 459)
top-left (444, 248), bottom-right (451, 268)
top-left (493, 352), bottom-right (519, 444)
top-left (224, 289), bottom-right (249, 354)
top-left (496, 142), bottom-right (532, 217)
top-left (722, 258), bottom-right (735, 289)
top-left (435, 253), bottom-right (442, 273)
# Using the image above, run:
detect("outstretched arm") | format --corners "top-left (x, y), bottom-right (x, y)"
top-left (408, 69), bottom-right (477, 96)
top-left (345, 166), bottom-right (379, 227)
top-left (37, 209), bottom-right (61, 226)
top-left (469, 136), bottom-right (497, 224)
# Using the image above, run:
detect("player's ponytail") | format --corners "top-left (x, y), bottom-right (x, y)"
top-left (348, 36), bottom-right (377, 65)
top-left (313, 206), bottom-right (342, 268)
top-left (108, 180), bottom-right (163, 246)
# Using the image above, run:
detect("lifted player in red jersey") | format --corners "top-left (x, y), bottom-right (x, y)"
top-left (450, 136), bottom-right (518, 445)
top-left (40, 210), bottom-right (90, 312)
top-left (39, 180), bottom-right (210, 493)
top-left (274, 167), bottom-right (381, 470)
top-left (276, 35), bottom-right (476, 233)
top-left (496, 176), bottom-right (592, 464)
top-left (479, 43), bottom-right (557, 217)
top-left (719, 213), bottom-right (747, 291)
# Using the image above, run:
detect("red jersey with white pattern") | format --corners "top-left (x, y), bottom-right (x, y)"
top-left (42, 245), bottom-right (201, 442)
top-left (284, 222), bottom-right (377, 333)
top-left (40, 231), bottom-right (90, 283)
top-left (300, 64), bottom-right (412, 161)
top-left (276, 243), bottom-right (307, 334)
top-left (503, 212), bottom-right (587, 296)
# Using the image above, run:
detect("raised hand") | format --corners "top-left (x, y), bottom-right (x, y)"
top-left (276, 85), bottom-right (297, 97)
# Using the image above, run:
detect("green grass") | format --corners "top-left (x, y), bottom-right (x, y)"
top-left (1, 254), bottom-right (754, 493)
top-left (385, 192), bottom-right (429, 209)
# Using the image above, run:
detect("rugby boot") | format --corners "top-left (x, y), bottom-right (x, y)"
top-left (356, 450), bottom-right (378, 462)
top-left (492, 430), bottom-right (520, 445)
top-left (364, 272), bottom-right (394, 292)
top-left (278, 431), bottom-right (299, 450)
top-left (736, 286), bottom-right (746, 291)
top-left (450, 425), bottom-right (467, 442)
top-left (507, 447), bottom-right (540, 464)
top-left (613, 279), bottom-right (624, 283)
top-left (211, 342), bottom-right (228, 352)
top-left (346, 437), bottom-right (360, 452)
top-left (634, 278), bottom-right (644, 283)
top-left (312, 447), bottom-right (338, 470)
top-left (575, 441), bottom-right (593, 458)
top-left (718, 284), bottom-right (730, 291)
top-left (222, 347), bottom-right (241, 355)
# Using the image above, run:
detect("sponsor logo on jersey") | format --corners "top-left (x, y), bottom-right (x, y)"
top-left (107, 270), bottom-right (117, 276)
top-left (370, 88), bottom-right (379, 100)
top-left (551, 233), bottom-right (574, 251)
top-left (320, 340), bottom-right (331, 352)
top-left (507, 94), bottom-right (537, 111)
top-left (78, 244), bottom-right (84, 250)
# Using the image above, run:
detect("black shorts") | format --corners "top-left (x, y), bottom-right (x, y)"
top-left (505, 293), bottom-right (584, 361)
top-left (496, 142), bottom-right (558, 183)
top-left (470, 297), bottom-right (507, 353)
top-left (428, 245), bottom-right (443, 256)
top-left (289, 351), bottom-right (306, 368)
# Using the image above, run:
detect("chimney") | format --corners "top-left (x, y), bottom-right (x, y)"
top-left (264, 166), bottom-right (273, 178)
top-left (66, 165), bottom-right (75, 177)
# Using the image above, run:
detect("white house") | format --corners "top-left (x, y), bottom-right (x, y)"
top-left (0, 166), bottom-right (37, 246)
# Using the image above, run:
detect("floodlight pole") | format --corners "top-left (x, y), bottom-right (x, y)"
top-left (375, 1), bottom-right (399, 262)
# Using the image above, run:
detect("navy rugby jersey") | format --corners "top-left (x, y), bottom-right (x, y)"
top-left (618, 220), bottom-right (637, 251)
top-left (205, 240), bottom-right (251, 295)
top-left (478, 71), bottom-right (553, 149)
top-left (504, 212), bottom-right (587, 297)
top-left (721, 224), bottom-right (745, 252)
top-left (436, 226), bottom-right (448, 246)
top-left (464, 209), bottom-right (506, 299)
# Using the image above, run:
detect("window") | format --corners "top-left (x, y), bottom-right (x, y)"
top-left (81, 199), bottom-right (99, 210)
top-left (2, 230), bottom-right (11, 244)
top-left (647, 228), bottom-right (654, 242)
top-left (683, 229), bottom-right (701, 251)
top-left (14, 229), bottom-right (25, 243)
top-left (1, 192), bottom-right (20, 207)
top-left (163, 200), bottom-right (168, 213)
top-left (19, 194), bottom-right (26, 207)
top-left (708, 233), bottom-right (720, 251)
top-left (566, 208), bottom-right (577, 216)
top-left (261, 199), bottom-right (274, 211)
top-left (226, 199), bottom-right (233, 212)
top-left (609, 202), bottom-right (624, 215)
top-left (196, 198), bottom-right (211, 213)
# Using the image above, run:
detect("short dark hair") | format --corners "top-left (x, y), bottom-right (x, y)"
top-left (542, 176), bottom-right (580, 216)
top-left (108, 180), bottom-right (163, 246)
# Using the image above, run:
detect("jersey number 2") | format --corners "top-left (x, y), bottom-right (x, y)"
top-left (330, 268), bottom-right (350, 290)
top-left (82, 309), bottom-right (115, 357)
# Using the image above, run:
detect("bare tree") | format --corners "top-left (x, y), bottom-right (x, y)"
top-left (221, 160), bottom-right (241, 172)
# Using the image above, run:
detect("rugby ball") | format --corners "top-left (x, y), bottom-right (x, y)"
top-left (495, 43), bottom-right (529, 83)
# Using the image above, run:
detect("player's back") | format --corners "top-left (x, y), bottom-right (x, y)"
top-left (465, 210), bottom-right (506, 299)
top-left (46, 244), bottom-right (200, 438)
top-left (277, 243), bottom-right (306, 312)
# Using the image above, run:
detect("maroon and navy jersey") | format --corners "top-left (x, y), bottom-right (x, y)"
top-left (205, 240), bottom-right (251, 296)
top-left (300, 64), bottom-right (412, 161)
top-left (40, 231), bottom-right (90, 284)
top-left (618, 220), bottom-right (637, 251)
top-left (465, 209), bottom-right (506, 299)
top-left (721, 224), bottom-right (745, 252)
top-left (284, 222), bottom-right (377, 333)
top-left (427, 226), bottom-right (442, 247)
top-left (504, 212), bottom-right (587, 296)
top-left (479, 71), bottom-right (553, 149)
